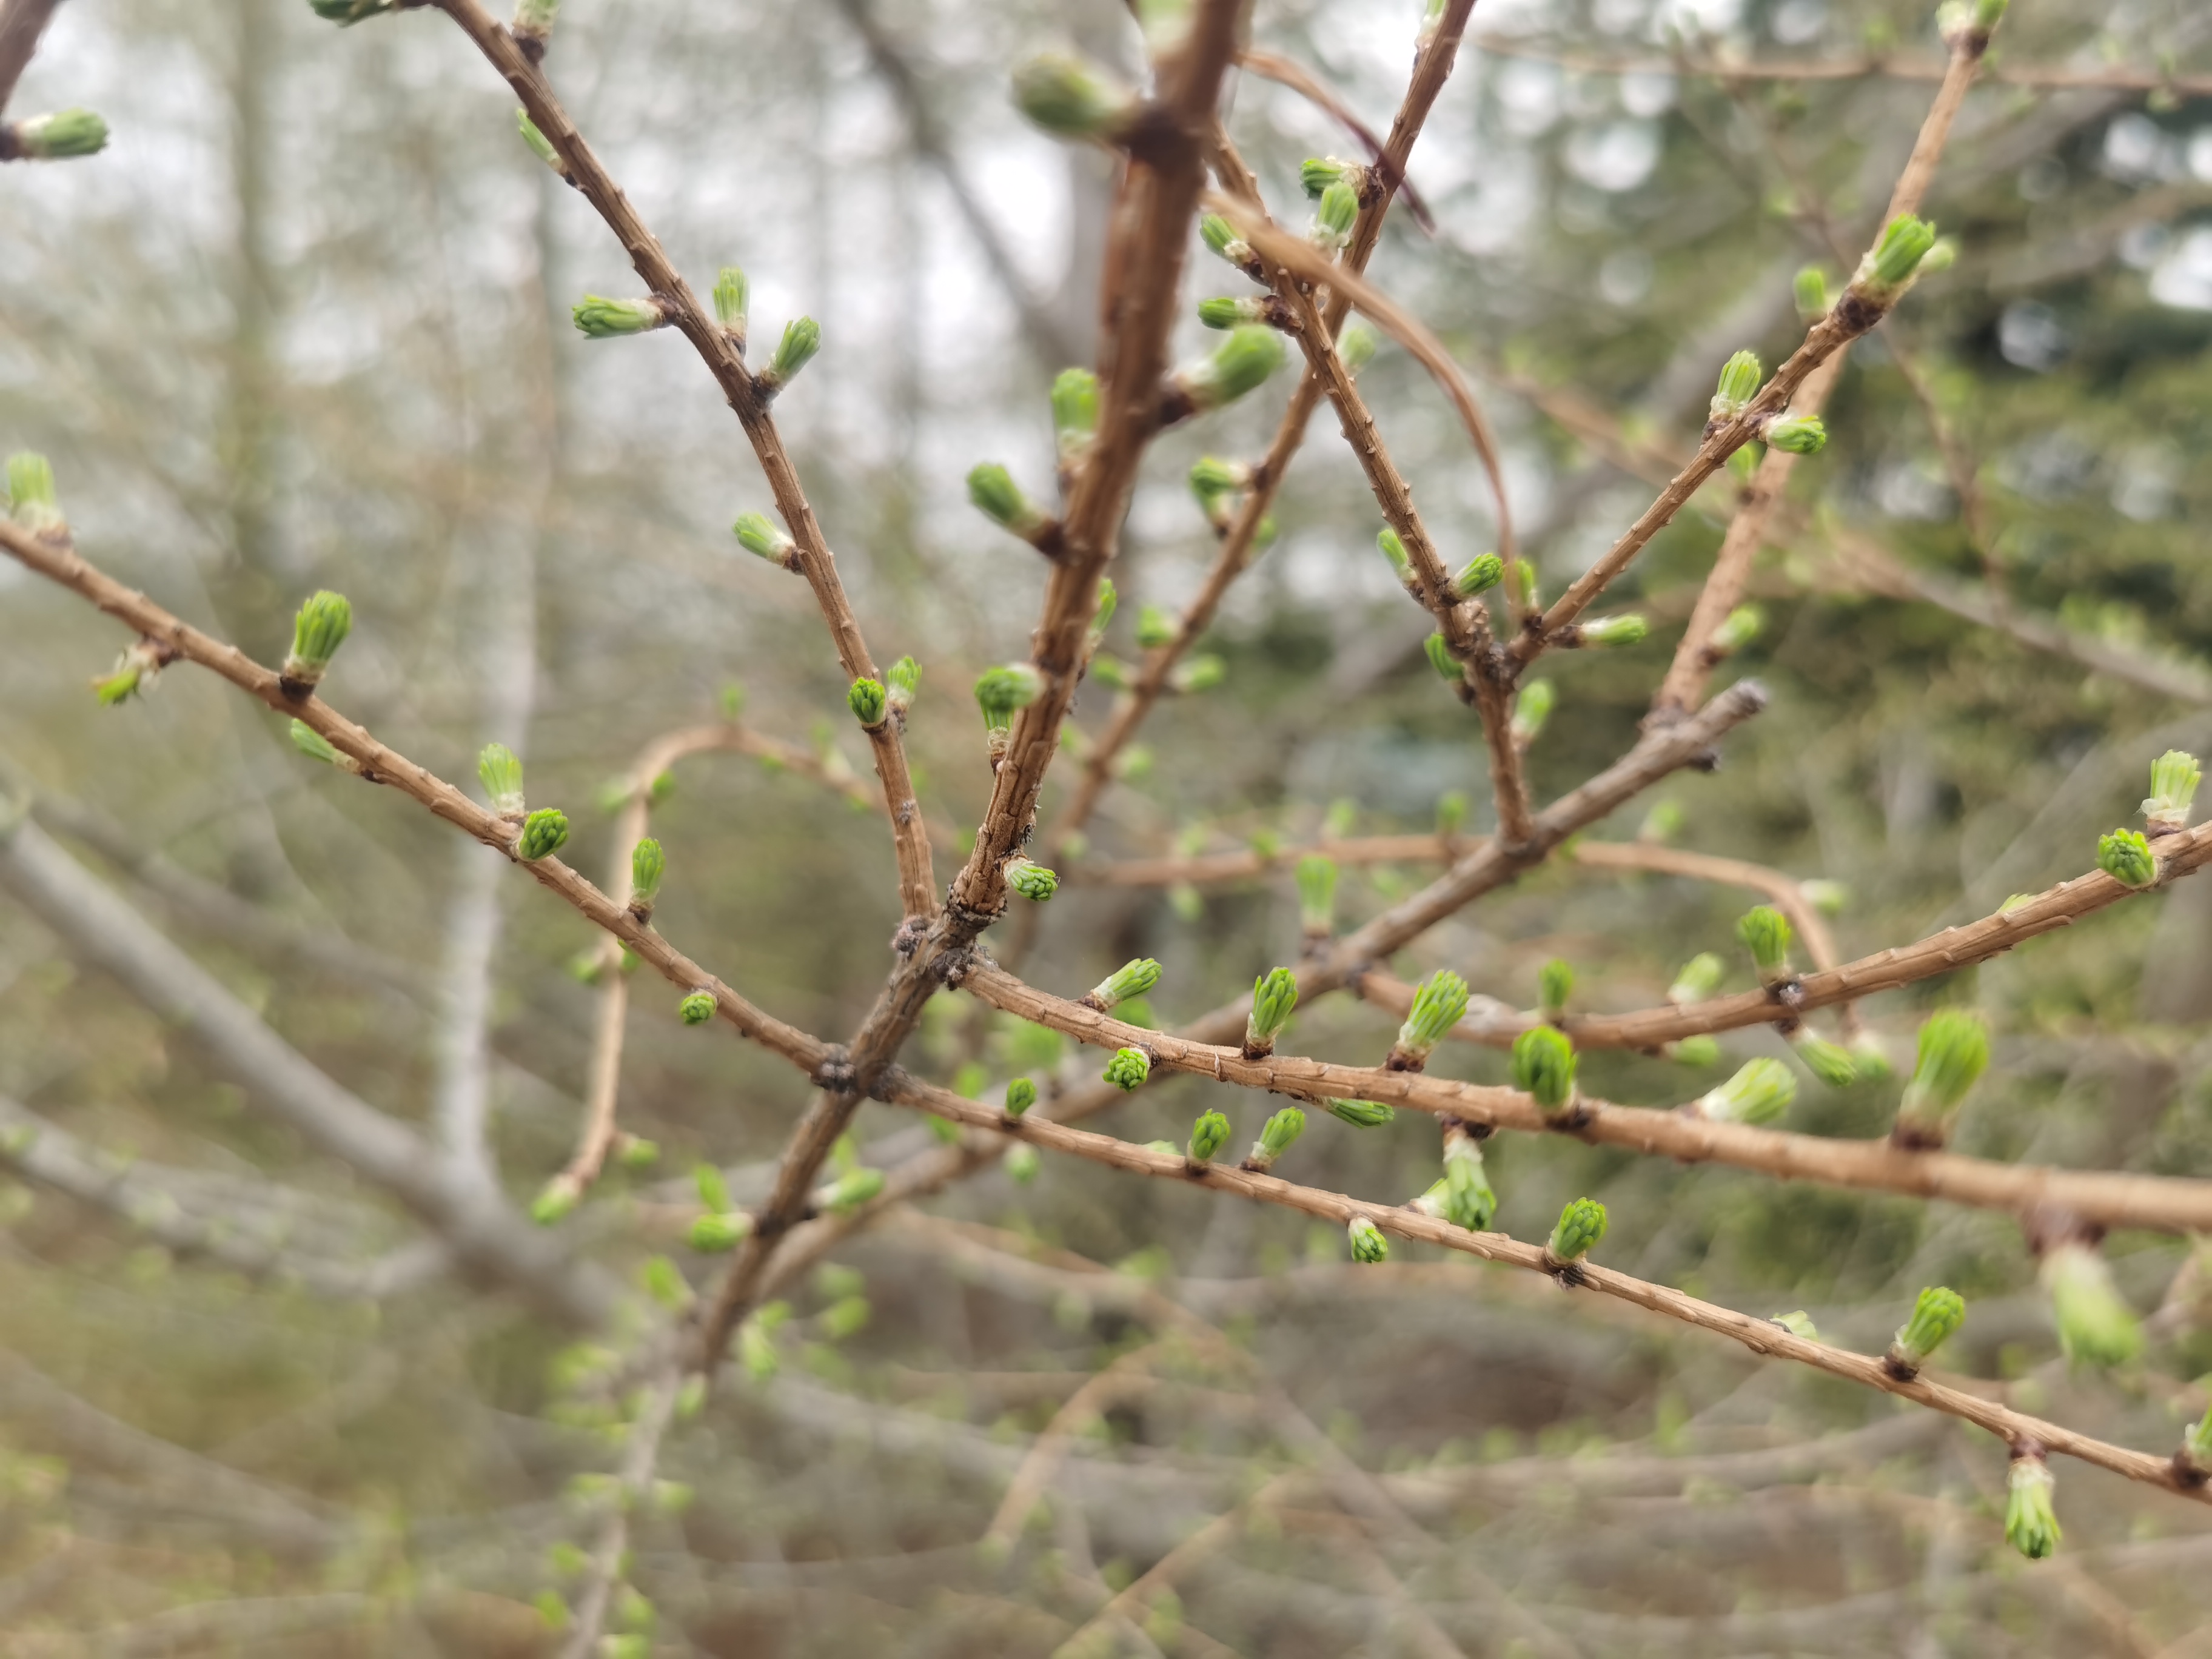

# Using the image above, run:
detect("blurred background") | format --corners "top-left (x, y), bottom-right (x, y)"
top-left (4, 0), bottom-right (2212, 1650)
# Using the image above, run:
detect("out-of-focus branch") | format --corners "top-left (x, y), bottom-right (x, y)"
top-left (559, 1369), bottom-right (679, 1659)
top-left (0, 0), bottom-right (62, 116)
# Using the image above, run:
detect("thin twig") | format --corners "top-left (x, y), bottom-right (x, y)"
top-left (0, 0), bottom-right (62, 117)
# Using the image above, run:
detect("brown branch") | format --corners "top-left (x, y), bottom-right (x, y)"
top-left (425, 0), bottom-right (937, 921)
top-left (0, 0), bottom-right (61, 118)
top-left (871, 1067), bottom-right (2212, 1506)
top-left (1234, 49), bottom-right (1432, 232)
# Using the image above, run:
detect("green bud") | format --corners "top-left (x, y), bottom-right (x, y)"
top-left (1311, 180), bottom-right (1359, 250)
top-left (533, 1589), bottom-right (571, 1630)
top-left (640, 1253), bottom-right (689, 1311)
top-left (1200, 213), bottom-right (1253, 267)
top-left (974, 663), bottom-right (1043, 729)
top-left (712, 266), bottom-right (748, 338)
top-left (572, 294), bottom-right (666, 338)
top-left (1424, 633), bottom-right (1461, 682)
top-left (1003, 1078), bottom-right (1037, 1118)
top-left (2143, 749), bottom-right (2202, 834)
top-left (1439, 1134), bottom-right (1496, 1230)
top-left (1669, 1034), bottom-right (1721, 1067)
top-left (1088, 957), bottom-right (1162, 1011)
top-left (289, 720), bottom-right (341, 766)
top-left (1102, 1047), bottom-right (1151, 1091)
top-left (516, 807), bottom-right (568, 862)
top-left (1012, 53), bottom-right (1138, 141)
top-left (1850, 1031), bottom-right (1892, 1079)
top-left (7, 452), bottom-right (64, 535)
top-left (1189, 455), bottom-right (1248, 512)
top-left (1792, 266), bottom-right (1829, 319)
top-left (688, 1212), bottom-right (750, 1252)
top-left (1919, 237), bottom-right (1957, 276)
top-left (517, 110), bottom-right (563, 175)
top-left (1088, 579), bottom-right (1118, 645)
top-left (9, 107), bottom-right (110, 161)
top-left (1006, 1143), bottom-right (1041, 1183)
top-left (1547, 1197), bottom-right (1607, 1263)
top-left (1247, 1105), bottom-right (1305, 1170)
top-left (1771, 1309), bottom-right (1820, 1340)
top-left (1800, 878), bottom-right (1848, 915)
top-left (679, 990), bottom-right (716, 1025)
top-left (1711, 349), bottom-right (1763, 420)
top-left (1198, 295), bottom-right (1267, 330)
top-left (629, 837), bottom-right (665, 908)
top-left (1135, 604), bottom-right (1179, 649)
top-left (1245, 967), bottom-right (1299, 1054)
top-left (1324, 798), bottom-right (1358, 839)
top-left (848, 678), bottom-right (887, 726)
top-left (1347, 1215), bottom-right (1390, 1264)
top-left (283, 591), bottom-right (352, 688)
top-left (1091, 655), bottom-right (1131, 690)
top-left (1300, 155), bottom-right (1353, 198)
top-left (967, 462), bottom-right (1051, 540)
top-left (1710, 604), bottom-right (1763, 656)
top-left (1693, 1057), bottom-right (1797, 1125)
top-left (1510, 680), bottom-right (1555, 747)
top-left (1736, 906), bottom-right (1794, 982)
top-left (1792, 1033), bottom-right (1859, 1088)
top-left (1577, 613), bottom-right (1648, 648)
top-left (1454, 552), bottom-right (1504, 597)
top-left (2005, 1453), bottom-right (2060, 1561)
top-left (738, 1313), bottom-right (781, 1378)
top-left (732, 512), bottom-right (797, 569)
top-left (1170, 654), bottom-right (1224, 694)
top-left (1052, 367), bottom-right (1100, 461)
top-left (2042, 1242), bottom-right (2142, 1369)
top-left (695, 1164), bottom-right (734, 1212)
top-left (1436, 791), bottom-right (1467, 839)
top-left (1338, 323), bottom-right (1378, 375)
top-left (1393, 968), bottom-right (1469, 1066)
top-left (616, 1136), bottom-right (658, 1168)
top-left (1142, 1139), bottom-right (1178, 1157)
top-left (1538, 958), bottom-right (1574, 1017)
top-left (1187, 1109), bottom-right (1230, 1164)
top-left (1327, 1098), bottom-right (1394, 1128)
top-left (1668, 952), bottom-right (1725, 1005)
top-left (1004, 857), bottom-right (1057, 903)
top-left (1895, 1008), bottom-right (1988, 1142)
top-left (530, 1182), bottom-right (578, 1225)
top-left (1510, 1025), bottom-right (1577, 1115)
top-left (1861, 213), bottom-right (1939, 293)
top-left (1761, 414), bottom-right (1826, 455)
top-left (1174, 325), bottom-right (1286, 415)
top-left (1297, 854), bottom-right (1338, 936)
top-left (1887, 1285), bottom-right (1965, 1374)
top-left (1507, 558), bottom-right (1540, 610)
top-left (884, 654), bottom-right (921, 717)
top-left (478, 743), bottom-right (526, 816)
top-left (2099, 828), bottom-right (2157, 888)
top-left (818, 1167), bottom-right (885, 1214)
top-left (1376, 526), bottom-right (1413, 581)
top-left (760, 317), bottom-right (820, 393)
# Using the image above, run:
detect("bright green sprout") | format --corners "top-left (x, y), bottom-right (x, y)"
top-left (516, 110), bottom-right (563, 175)
top-left (572, 295), bottom-right (665, 338)
top-left (616, 1136), bottom-right (658, 1168)
top-left (1190, 455), bottom-right (1249, 513)
top-left (1173, 325), bottom-right (1286, 415)
top-left (2005, 1453), bottom-right (2060, 1561)
top-left (1861, 213), bottom-right (1939, 293)
top-left (694, 1164), bottom-right (732, 1216)
top-left (760, 317), bottom-right (820, 394)
top-left (967, 462), bottom-right (1052, 541)
top-left (1792, 266), bottom-right (1829, 318)
top-left (1511, 1025), bottom-right (1578, 1116)
top-left (1641, 800), bottom-right (1684, 842)
top-left (1771, 1309), bottom-right (1820, 1341)
top-left (516, 807), bottom-right (568, 862)
top-left (1669, 1034), bottom-right (1721, 1067)
top-left (1886, 1285), bottom-right (1965, 1376)
top-left (1197, 295), bottom-right (1269, 330)
top-left (1424, 632), bottom-right (1460, 682)
top-left (1136, 604), bottom-right (1178, 649)
top-left (1053, 367), bottom-right (1101, 461)
top-left (1693, 1057), bottom-right (1797, 1125)
top-left (1376, 526), bottom-right (1413, 583)
top-left (1710, 349), bottom-right (1763, 421)
top-left (7, 452), bottom-right (64, 535)
top-left (1391, 968), bottom-right (1469, 1068)
top-left (974, 663), bottom-right (1044, 731)
top-left (1338, 323), bottom-right (1379, 375)
top-left (1736, 905), bottom-right (1794, 983)
top-left (513, 0), bottom-right (560, 35)
top-left (529, 1183), bottom-right (577, 1225)
top-left (1199, 212), bottom-right (1257, 272)
top-left (2042, 1242), bottom-right (2143, 1369)
top-left (283, 591), bottom-right (352, 688)
top-left (688, 1212), bottom-right (750, 1252)
top-left (2099, 828), bottom-right (2157, 888)
top-left (1328, 1098), bottom-right (1394, 1128)
top-left (1102, 1047), bottom-right (1151, 1091)
top-left (1439, 1134), bottom-right (1496, 1230)
top-left (478, 742), bottom-right (526, 816)
top-left (1006, 1143), bottom-right (1041, 1184)
top-left (1668, 951), bottom-right (1725, 1005)
top-left (2143, 749), bottom-right (2202, 834)
top-left (1538, 959), bottom-right (1574, 1017)
top-left (1245, 967), bottom-right (1299, 1057)
top-left (1187, 1110), bottom-right (1230, 1164)
top-left (886, 655), bottom-right (920, 717)
top-left (1011, 52), bottom-right (1136, 141)
top-left (1300, 155), bottom-right (1353, 197)
top-left (10, 107), bottom-right (110, 160)
top-left (1578, 613), bottom-right (1648, 648)
top-left (1170, 654), bottom-right (1224, 694)
top-left (289, 720), bottom-right (342, 766)
top-left (1548, 1197), bottom-right (1607, 1264)
top-left (1297, 854), bottom-right (1338, 936)
top-left (678, 990), bottom-right (716, 1026)
top-left (1511, 680), bottom-right (1555, 747)
top-left (712, 266), bottom-right (748, 340)
top-left (1893, 1008), bottom-right (1988, 1145)
top-left (1003, 1078), bottom-right (1037, 1118)
top-left (846, 678), bottom-right (887, 728)
top-left (1347, 1215), bottom-right (1390, 1265)
top-left (1799, 878), bottom-right (1849, 915)
top-left (1455, 552), bottom-right (1504, 597)
top-left (732, 512), bottom-right (797, 569)
top-left (1763, 414), bottom-right (1827, 455)
top-left (1710, 604), bottom-right (1763, 656)
top-left (629, 837), bottom-right (665, 913)
top-left (817, 1167), bottom-right (885, 1215)
top-left (1088, 957), bottom-right (1162, 1012)
top-left (640, 1254), bottom-right (689, 1312)
top-left (1793, 1033), bottom-right (1859, 1088)
top-left (1311, 179), bottom-right (1359, 250)
top-left (2184, 1403), bottom-right (2212, 1476)
top-left (1244, 1105), bottom-right (1305, 1172)
top-left (1087, 578), bottom-right (1118, 646)
top-left (1005, 857), bottom-right (1057, 903)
